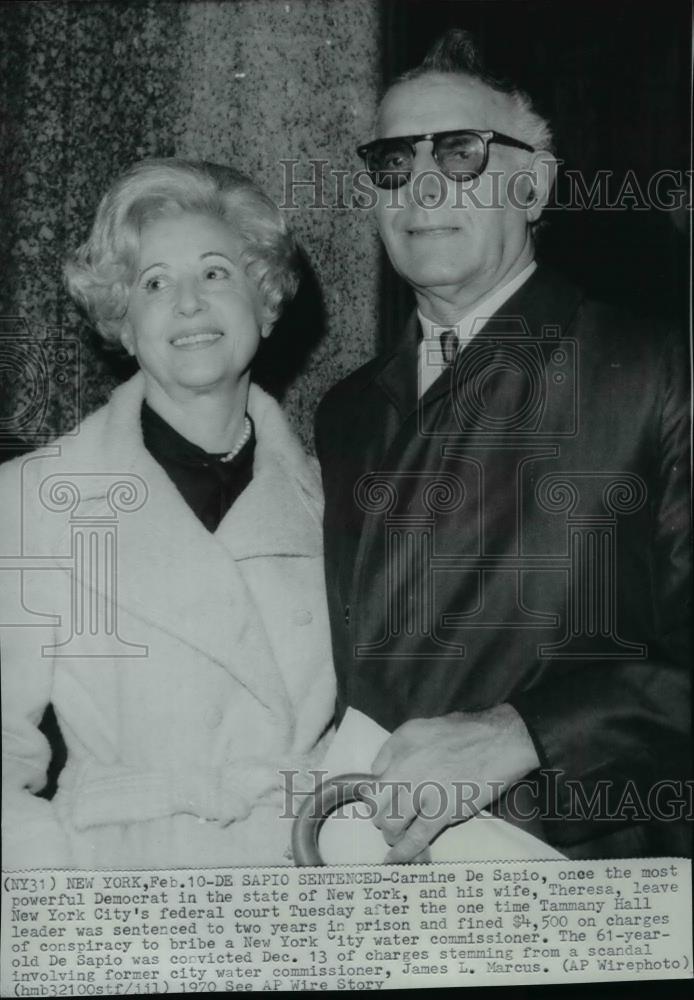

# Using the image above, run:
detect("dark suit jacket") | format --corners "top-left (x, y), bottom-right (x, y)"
top-left (315, 267), bottom-right (691, 859)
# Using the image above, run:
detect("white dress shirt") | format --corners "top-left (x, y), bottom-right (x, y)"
top-left (417, 260), bottom-right (537, 397)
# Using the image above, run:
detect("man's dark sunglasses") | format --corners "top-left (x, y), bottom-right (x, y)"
top-left (356, 129), bottom-right (535, 189)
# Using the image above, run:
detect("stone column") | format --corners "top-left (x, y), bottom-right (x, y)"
top-left (176, 0), bottom-right (382, 447)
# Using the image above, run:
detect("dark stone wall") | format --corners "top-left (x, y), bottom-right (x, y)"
top-left (1, 0), bottom-right (381, 451)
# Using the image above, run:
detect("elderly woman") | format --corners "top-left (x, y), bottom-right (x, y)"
top-left (0, 159), bottom-right (334, 869)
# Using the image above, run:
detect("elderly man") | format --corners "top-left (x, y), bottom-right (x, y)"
top-left (315, 31), bottom-right (690, 861)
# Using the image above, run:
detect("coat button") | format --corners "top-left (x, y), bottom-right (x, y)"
top-left (204, 706), bottom-right (223, 729)
top-left (293, 609), bottom-right (313, 626)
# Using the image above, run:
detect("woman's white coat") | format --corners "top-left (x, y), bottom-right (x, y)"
top-left (1, 373), bottom-right (335, 869)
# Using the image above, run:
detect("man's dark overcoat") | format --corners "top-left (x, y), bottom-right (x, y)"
top-left (315, 267), bottom-right (690, 859)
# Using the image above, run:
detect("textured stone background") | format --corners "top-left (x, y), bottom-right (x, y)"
top-left (0, 0), bottom-right (382, 451)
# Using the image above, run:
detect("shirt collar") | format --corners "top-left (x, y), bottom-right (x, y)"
top-left (416, 260), bottom-right (537, 398)
top-left (417, 259), bottom-right (538, 345)
top-left (141, 400), bottom-right (255, 471)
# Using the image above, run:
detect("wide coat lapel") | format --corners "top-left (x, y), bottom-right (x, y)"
top-left (215, 384), bottom-right (323, 561)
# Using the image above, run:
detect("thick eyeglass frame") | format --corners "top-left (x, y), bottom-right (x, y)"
top-left (356, 129), bottom-right (535, 188)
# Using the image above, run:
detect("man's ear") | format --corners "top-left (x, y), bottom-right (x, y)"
top-left (524, 151), bottom-right (558, 224)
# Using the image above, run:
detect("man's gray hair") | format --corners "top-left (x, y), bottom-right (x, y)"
top-left (396, 29), bottom-right (554, 154)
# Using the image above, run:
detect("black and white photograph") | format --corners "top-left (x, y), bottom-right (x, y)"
top-left (1, 0), bottom-right (691, 993)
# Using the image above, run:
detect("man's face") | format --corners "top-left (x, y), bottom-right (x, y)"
top-left (373, 73), bottom-right (533, 307)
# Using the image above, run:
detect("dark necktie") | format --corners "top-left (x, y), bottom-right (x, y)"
top-left (439, 328), bottom-right (459, 366)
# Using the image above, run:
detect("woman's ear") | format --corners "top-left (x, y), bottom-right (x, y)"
top-left (119, 320), bottom-right (136, 356)
top-left (260, 311), bottom-right (275, 340)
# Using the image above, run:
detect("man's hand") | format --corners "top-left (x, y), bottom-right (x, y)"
top-left (370, 704), bottom-right (540, 863)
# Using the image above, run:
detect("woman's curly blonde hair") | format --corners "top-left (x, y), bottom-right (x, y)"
top-left (64, 158), bottom-right (299, 345)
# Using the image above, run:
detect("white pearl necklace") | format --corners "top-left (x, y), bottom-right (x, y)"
top-left (220, 415), bottom-right (252, 463)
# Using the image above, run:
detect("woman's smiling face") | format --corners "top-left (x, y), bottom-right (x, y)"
top-left (121, 212), bottom-right (268, 400)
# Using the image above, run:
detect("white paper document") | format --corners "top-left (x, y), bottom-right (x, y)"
top-left (318, 707), bottom-right (565, 864)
